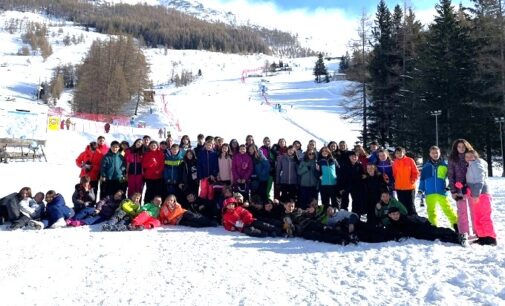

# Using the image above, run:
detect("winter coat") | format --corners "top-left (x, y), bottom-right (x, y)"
top-left (418, 159), bottom-right (449, 196)
top-left (363, 173), bottom-right (387, 205)
top-left (164, 150), bottom-right (184, 184)
top-left (46, 194), bottom-right (72, 227)
top-left (358, 154), bottom-right (369, 171)
top-left (466, 158), bottom-right (488, 197)
top-left (0, 192), bottom-right (21, 221)
top-left (121, 199), bottom-right (141, 217)
top-left (159, 203), bottom-right (186, 225)
top-left (318, 158), bottom-right (338, 186)
top-left (297, 159), bottom-right (319, 187)
top-left (139, 203), bottom-right (160, 218)
top-left (96, 196), bottom-right (122, 219)
top-left (197, 149), bottom-right (219, 179)
top-left (142, 149), bottom-right (165, 180)
top-left (283, 209), bottom-right (322, 237)
top-left (276, 154), bottom-right (298, 185)
top-left (222, 206), bottom-right (255, 231)
top-left (124, 148), bottom-right (143, 176)
top-left (19, 198), bottom-right (44, 219)
top-left (253, 156), bottom-right (271, 182)
top-left (232, 153), bottom-right (254, 184)
top-left (71, 183), bottom-right (96, 212)
top-left (75, 145), bottom-right (104, 181)
top-left (368, 150), bottom-right (379, 165)
top-left (386, 215), bottom-right (459, 243)
top-left (336, 149), bottom-right (352, 168)
top-left (341, 162), bottom-right (365, 192)
top-left (217, 156), bottom-right (233, 182)
top-left (448, 153), bottom-right (467, 193)
top-left (96, 143), bottom-right (109, 156)
top-left (375, 198), bottom-right (408, 226)
top-left (180, 159), bottom-right (199, 192)
top-left (392, 156), bottom-right (419, 191)
top-left (100, 151), bottom-right (126, 181)
top-left (377, 159), bottom-right (395, 189)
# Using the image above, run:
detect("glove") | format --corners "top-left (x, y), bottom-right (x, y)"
top-left (234, 220), bottom-right (244, 228)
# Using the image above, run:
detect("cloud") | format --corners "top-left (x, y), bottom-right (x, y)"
top-left (200, 0), bottom-right (359, 55)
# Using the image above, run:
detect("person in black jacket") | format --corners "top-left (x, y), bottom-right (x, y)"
top-left (0, 187), bottom-right (32, 224)
top-left (282, 200), bottom-right (348, 244)
top-left (363, 164), bottom-right (387, 226)
top-left (340, 152), bottom-right (365, 215)
top-left (179, 149), bottom-right (199, 202)
top-left (386, 207), bottom-right (467, 246)
top-left (72, 176), bottom-right (96, 214)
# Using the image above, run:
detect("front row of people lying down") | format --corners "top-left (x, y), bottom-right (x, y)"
top-left (0, 183), bottom-right (470, 247)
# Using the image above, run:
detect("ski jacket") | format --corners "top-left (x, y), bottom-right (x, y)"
top-left (392, 156), bottom-right (419, 190)
top-left (164, 150), bottom-right (184, 184)
top-left (19, 198), bottom-right (44, 219)
top-left (71, 183), bottom-right (96, 212)
top-left (139, 203), bottom-right (160, 218)
top-left (377, 159), bottom-right (394, 188)
top-left (419, 159), bottom-right (449, 196)
top-left (297, 159), bottom-right (319, 187)
top-left (253, 156), bottom-right (271, 182)
top-left (222, 206), bottom-right (255, 232)
top-left (125, 148), bottom-right (143, 176)
top-left (318, 158), bottom-right (338, 186)
top-left (197, 149), bottom-right (219, 179)
top-left (326, 210), bottom-right (359, 227)
top-left (448, 153), bottom-right (467, 193)
top-left (100, 151), bottom-right (126, 181)
top-left (159, 203), bottom-right (186, 225)
top-left (120, 199), bottom-right (141, 217)
top-left (375, 198), bottom-right (408, 226)
top-left (75, 145), bottom-right (104, 181)
top-left (46, 194), bottom-right (72, 227)
top-left (276, 154), bottom-right (298, 185)
top-left (232, 153), bottom-right (254, 184)
top-left (142, 149), bottom-right (165, 180)
top-left (217, 156), bottom-right (233, 182)
top-left (96, 196), bottom-right (122, 219)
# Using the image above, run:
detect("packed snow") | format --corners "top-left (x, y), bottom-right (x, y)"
top-left (0, 10), bottom-right (503, 306)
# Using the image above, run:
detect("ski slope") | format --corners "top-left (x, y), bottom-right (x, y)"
top-left (0, 10), bottom-right (503, 306)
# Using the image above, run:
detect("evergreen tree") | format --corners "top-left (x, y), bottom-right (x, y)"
top-left (313, 53), bottom-right (328, 83)
top-left (339, 51), bottom-right (351, 73)
top-left (419, 0), bottom-right (478, 149)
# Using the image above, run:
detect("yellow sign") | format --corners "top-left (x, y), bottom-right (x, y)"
top-left (48, 116), bottom-right (60, 131)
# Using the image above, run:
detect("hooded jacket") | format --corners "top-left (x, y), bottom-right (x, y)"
top-left (232, 152), bottom-right (254, 184)
top-left (100, 150), bottom-right (126, 181)
top-left (75, 145), bottom-right (104, 181)
top-left (418, 159), bottom-right (449, 196)
top-left (159, 203), bottom-right (186, 225)
top-left (142, 149), bottom-right (165, 180)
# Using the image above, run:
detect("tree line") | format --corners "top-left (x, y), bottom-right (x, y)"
top-left (0, 0), bottom-right (312, 56)
top-left (341, 0), bottom-right (505, 175)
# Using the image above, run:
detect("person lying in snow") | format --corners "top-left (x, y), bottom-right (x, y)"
top-left (222, 197), bottom-right (282, 238)
top-left (129, 196), bottom-right (162, 230)
top-left (101, 192), bottom-right (141, 231)
top-left (159, 194), bottom-right (217, 228)
top-left (282, 199), bottom-right (348, 245)
top-left (385, 207), bottom-right (468, 247)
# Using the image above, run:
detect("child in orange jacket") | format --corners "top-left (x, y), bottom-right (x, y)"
top-left (159, 195), bottom-right (217, 227)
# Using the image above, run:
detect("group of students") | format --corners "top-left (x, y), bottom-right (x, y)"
top-left (0, 134), bottom-right (497, 247)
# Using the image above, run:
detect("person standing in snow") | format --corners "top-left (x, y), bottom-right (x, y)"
top-left (464, 150), bottom-right (497, 246)
top-left (418, 146), bottom-right (458, 229)
top-left (76, 141), bottom-right (103, 196)
top-left (392, 147), bottom-right (419, 216)
top-left (125, 139), bottom-right (144, 199)
top-left (99, 141), bottom-right (126, 199)
top-left (142, 141), bottom-right (165, 204)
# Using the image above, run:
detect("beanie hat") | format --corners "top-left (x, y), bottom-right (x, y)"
top-left (223, 197), bottom-right (237, 208)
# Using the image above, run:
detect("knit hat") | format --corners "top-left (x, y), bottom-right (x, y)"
top-left (223, 197), bottom-right (237, 208)
top-left (387, 207), bottom-right (400, 214)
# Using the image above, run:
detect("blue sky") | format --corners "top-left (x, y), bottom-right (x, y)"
top-left (235, 0), bottom-right (471, 16)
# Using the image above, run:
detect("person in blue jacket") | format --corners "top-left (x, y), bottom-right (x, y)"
top-left (44, 190), bottom-right (73, 228)
top-left (418, 146), bottom-right (458, 228)
top-left (197, 140), bottom-right (219, 181)
top-left (164, 144), bottom-right (184, 199)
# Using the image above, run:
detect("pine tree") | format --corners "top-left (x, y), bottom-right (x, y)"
top-left (313, 53), bottom-right (328, 83)
top-left (339, 51), bottom-right (351, 73)
top-left (50, 73), bottom-right (64, 102)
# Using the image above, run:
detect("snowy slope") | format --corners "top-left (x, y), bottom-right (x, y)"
top-left (0, 10), bottom-right (503, 306)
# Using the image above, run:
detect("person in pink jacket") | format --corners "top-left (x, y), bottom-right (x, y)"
top-left (124, 139), bottom-right (144, 198)
top-left (231, 144), bottom-right (253, 196)
top-left (465, 150), bottom-right (497, 246)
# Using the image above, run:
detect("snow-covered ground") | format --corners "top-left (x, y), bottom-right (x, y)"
top-left (0, 10), bottom-right (504, 306)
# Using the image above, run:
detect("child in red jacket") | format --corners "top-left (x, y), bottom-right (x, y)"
top-left (222, 198), bottom-right (282, 237)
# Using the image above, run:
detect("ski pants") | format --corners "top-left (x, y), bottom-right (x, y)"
top-left (426, 194), bottom-right (458, 227)
top-left (468, 193), bottom-right (496, 239)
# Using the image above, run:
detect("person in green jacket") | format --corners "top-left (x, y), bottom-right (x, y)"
top-left (375, 190), bottom-right (408, 226)
top-left (99, 141), bottom-right (126, 200)
top-left (130, 196), bottom-right (162, 230)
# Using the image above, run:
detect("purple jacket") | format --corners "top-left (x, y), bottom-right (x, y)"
top-left (448, 153), bottom-right (467, 193)
top-left (232, 153), bottom-right (254, 184)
